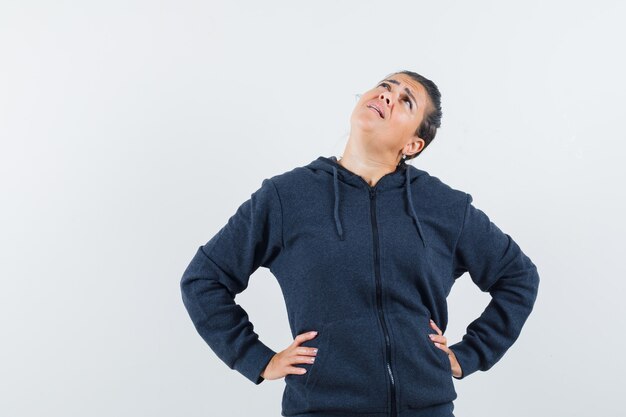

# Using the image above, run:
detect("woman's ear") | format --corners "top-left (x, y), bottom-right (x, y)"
top-left (404, 137), bottom-right (425, 158)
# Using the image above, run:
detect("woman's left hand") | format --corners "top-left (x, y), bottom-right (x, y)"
top-left (429, 319), bottom-right (463, 379)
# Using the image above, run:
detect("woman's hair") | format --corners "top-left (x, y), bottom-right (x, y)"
top-left (390, 70), bottom-right (442, 163)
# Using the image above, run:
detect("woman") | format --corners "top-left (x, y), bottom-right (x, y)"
top-left (180, 70), bottom-right (540, 417)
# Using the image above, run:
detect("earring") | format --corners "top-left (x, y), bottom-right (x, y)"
top-left (402, 153), bottom-right (407, 160)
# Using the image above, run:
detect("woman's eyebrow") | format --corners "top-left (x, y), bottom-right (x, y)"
top-left (381, 78), bottom-right (418, 108)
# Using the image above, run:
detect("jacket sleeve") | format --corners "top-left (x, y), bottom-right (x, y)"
top-left (448, 193), bottom-right (540, 380)
top-left (180, 178), bottom-right (283, 385)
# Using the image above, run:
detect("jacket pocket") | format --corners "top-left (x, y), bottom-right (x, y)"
top-left (389, 312), bottom-right (457, 410)
top-left (304, 315), bottom-right (389, 412)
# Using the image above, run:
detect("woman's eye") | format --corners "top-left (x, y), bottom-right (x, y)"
top-left (404, 98), bottom-right (413, 109)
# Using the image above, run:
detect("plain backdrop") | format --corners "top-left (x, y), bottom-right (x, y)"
top-left (1, 1), bottom-right (624, 416)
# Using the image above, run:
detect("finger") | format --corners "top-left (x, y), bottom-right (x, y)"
top-left (433, 342), bottom-right (451, 355)
top-left (429, 319), bottom-right (443, 336)
top-left (292, 331), bottom-right (319, 346)
top-left (440, 344), bottom-right (453, 356)
top-left (286, 366), bottom-right (308, 375)
top-left (295, 346), bottom-right (319, 356)
top-left (290, 355), bottom-right (316, 365)
top-left (428, 333), bottom-right (447, 345)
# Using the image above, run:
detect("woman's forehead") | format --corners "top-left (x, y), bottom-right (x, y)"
top-left (380, 74), bottom-right (422, 93)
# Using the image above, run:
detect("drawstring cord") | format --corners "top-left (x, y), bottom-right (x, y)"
top-left (331, 160), bottom-right (427, 247)
top-left (332, 165), bottom-right (345, 241)
top-left (405, 165), bottom-right (427, 248)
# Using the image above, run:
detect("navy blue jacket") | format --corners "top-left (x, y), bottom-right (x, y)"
top-left (180, 155), bottom-right (540, 417)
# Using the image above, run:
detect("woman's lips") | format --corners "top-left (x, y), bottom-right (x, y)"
top-left (367, 104), bottom-right (384, 119)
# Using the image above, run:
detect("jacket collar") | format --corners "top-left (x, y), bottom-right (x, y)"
top-left (306, 156), bottom-right (428, 247)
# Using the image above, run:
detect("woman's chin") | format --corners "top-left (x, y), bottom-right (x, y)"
top-left (350, 116), bottom-right (381, 134)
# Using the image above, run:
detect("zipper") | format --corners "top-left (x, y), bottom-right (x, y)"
top-left (368, 187), bottom-right (397, 417)
top-left (330, 157), bottom-right (402, 417)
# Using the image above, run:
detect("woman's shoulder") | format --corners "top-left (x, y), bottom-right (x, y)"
top-left (409, 165), bottom-right (468, 204)
top-left (265, 162), bottom-right (326, 193)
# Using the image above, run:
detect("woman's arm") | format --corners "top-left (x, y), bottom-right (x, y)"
top-left (448, 193), bottom-right (540, 379)
top-left (180, 178), bottom-right (284, 384)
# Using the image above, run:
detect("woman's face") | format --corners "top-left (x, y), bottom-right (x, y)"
top-left (350, 73), bottom-right (430, 159)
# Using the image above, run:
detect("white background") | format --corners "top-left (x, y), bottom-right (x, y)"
top-left (1, 1), bottom-right (624, 416)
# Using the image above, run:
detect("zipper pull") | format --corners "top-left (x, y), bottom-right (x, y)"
top-left (369, 188), bottom-right (374, 199)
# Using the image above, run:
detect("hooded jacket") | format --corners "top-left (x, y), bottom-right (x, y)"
top-left (180, 155), bottom-right (540, 417)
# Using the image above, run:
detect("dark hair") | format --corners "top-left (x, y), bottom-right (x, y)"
top-left (387, 70), bottom-right (442, 163)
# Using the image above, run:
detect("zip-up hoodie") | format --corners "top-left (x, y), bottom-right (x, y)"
top-left (180, 155), bottom-right (540, 417)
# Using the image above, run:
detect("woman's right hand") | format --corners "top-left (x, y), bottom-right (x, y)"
top-left (260, 330), bottom-right (319, 381)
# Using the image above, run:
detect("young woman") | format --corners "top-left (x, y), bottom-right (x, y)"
top-left (180, 70), bottom-right (540, 417)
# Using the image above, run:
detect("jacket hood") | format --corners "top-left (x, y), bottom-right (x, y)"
top-left (305, 155), bottom-right (429, 247)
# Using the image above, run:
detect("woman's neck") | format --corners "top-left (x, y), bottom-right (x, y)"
top-left (335, 154), bottom-right (400, 188)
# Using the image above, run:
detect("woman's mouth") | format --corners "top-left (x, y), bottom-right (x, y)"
top-left (367, 104), bottom-right (384, 119)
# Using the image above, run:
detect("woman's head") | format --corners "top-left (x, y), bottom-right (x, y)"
top-left (348, 70), bottom-right (442, 165)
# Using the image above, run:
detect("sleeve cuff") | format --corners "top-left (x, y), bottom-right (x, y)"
top-left (233, 340), bottom-right (277, 385)
top-left (449, 341), bottom-right (481, 380)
